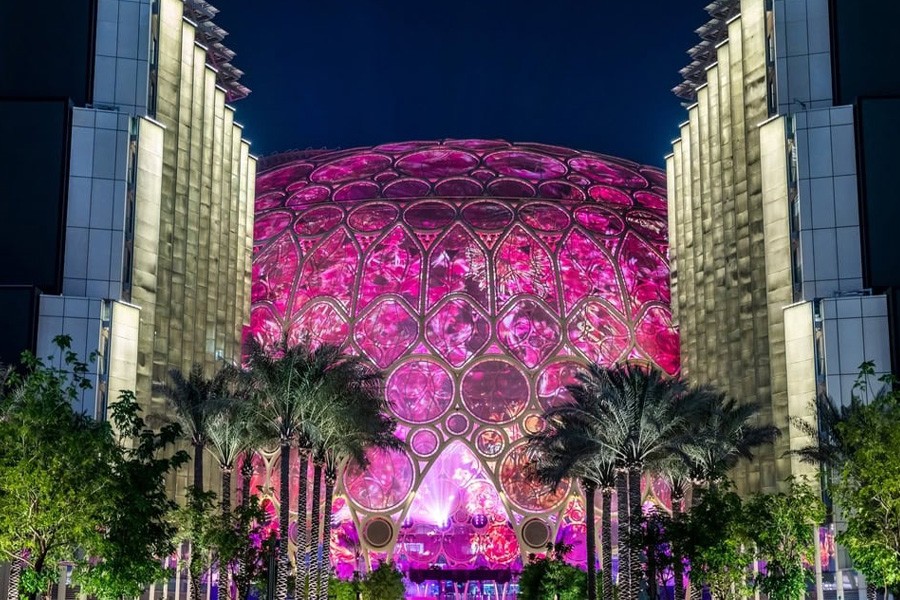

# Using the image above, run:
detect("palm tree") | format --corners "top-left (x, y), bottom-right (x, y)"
top-left (527, 413), bottom-right (617, 600)
top-left (567, 363), bottom-right (687, 600)
top-left (154, 364), bottom-right (230, 492)
top-left (244, 340), bottom-right (342, 600)
top-left (666, 387), bottom-right (779, 600)
top-left (657, 457), bottom-right (691, 600)
top-left (672, 387), bottom-right (780, 492)
top-left (310, 353), bottom-right (401, 600)
top-left (205, 367), bottom-right (256, 516)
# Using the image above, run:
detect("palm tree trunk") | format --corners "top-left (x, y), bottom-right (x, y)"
top-left (240, 452), bottom-right (254, 506)
top-left (193, 442), bottom-right (205, 492)
top-left (672, 492), bottom-right (684, 600)
top-left (602, 489), bottom-right (614, 600)
top-left (7, 555), bottom-right (22, 600)
top-left (866, 583), bottom-right (876, 600)
top-left (616, 470), bottom-right (631, 600)
top-left (584, 479), bottom-right (599, 600)
top-left (189, 551), bottom-right (203, 600)
top-left (319, 470), bottom-right (337, 600)
top-left (222, 467), bottom-right (232, 516)
top-left (275, 441), bottom-right (291, 600)
top-left (236, 453), bottom-right (254, 600)
top-left (627, 466), bottom-right (643, 600)
top-left (296, 451), bottom-right (310, 599)
top-left (308, 463), bottom-right (323, 600)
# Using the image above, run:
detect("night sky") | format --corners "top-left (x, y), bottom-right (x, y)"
top-left (214, 1), bottom-right (707, 168)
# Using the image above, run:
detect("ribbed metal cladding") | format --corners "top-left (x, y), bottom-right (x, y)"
top-left (667, 0), bottom-right (792, 495)
top-left (132, 0), bottom-right (255, 494)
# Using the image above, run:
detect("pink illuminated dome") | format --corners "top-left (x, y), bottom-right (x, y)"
top-left (249, 139), bottom-right (679, 581)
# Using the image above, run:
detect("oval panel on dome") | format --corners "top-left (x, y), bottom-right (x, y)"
top-left (256, 191), bottom-right (285, 210)
top-left (254, 210), bottom-right (293, 241)
top-left (344, 448), bottom-right (415, 512)
top-left (404, 201), bottom-right (456, 230)
top-left (410, 429), bottom-right (439, 457)
top-left (294, 205), bottom-right (344, 236)
top-left (570, 157), bottom-right (648, 189)
top-left (286, 185), bottom-right (331, 207)
top-left (461, 360), bottom-right (529, 423)
top-left (386, 359), bottom-right (453, 424)
top-left (460, 201), bottom-right (514, 230)
top-left (395, 149), bottom-right (479, 178)
top-left (484, 150), bottom-right (567, 181)
top-left (347, 203), bottom-right (399, 232)
top-left (383, 178), bottom-right (430, 199)
top-left (487, 178), bottom-right (536, 198)
top-left (537, 180), bottom-right (586, 201)
top-left (587, 184), bottom-right (633, 207)
top-left (574, 205), bottom-right (626, 236)
top-left (519, 202), bottom-right (571, 232)
top-left (310, 153), bottom-right (392, 183)
top-left (500, 443), bottom-right (569, 512)
top-left (434, 177), bottom-right (483, 197)
top-left (333, 181), bottom-right (380, 202)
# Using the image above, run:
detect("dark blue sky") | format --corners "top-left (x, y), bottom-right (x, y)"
top-left (215, 1), bottom-right (706, 167)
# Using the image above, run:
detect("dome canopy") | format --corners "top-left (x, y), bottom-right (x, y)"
top-left (249, 139), bottom-right (679, 578)
top-left (255, 138), bottom-right (668, 205)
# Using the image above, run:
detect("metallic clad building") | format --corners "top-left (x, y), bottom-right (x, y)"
top-left (249, 141), bottom-right (680, 586)
top-left (668, 0), bottom-right (900, 593)
top-left (3, 0), bottom-right (257, 497)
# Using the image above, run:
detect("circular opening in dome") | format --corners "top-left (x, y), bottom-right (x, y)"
top-left (522, 518), bottom-right (551, 548)
top-left (364, 518), bottom-right (394, 548)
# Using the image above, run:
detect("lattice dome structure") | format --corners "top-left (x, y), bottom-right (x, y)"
top-left (247, 139), bottom-right (680, 582)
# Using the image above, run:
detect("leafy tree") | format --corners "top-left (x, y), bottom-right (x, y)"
top-left (668, 486), bottom-right (752, 600)
top-left (174, 488), bottom-right (221, 600)
top-left (206, 496), bottom-right (277, 600)
top-left (831, 368), bottom-right (900, 597)
top-left (358, 561), bottom-right (405, 600)
top-left (76, 391), bottom-right (189, 600)
top-left (518, 543), bottom-right (589, 600)
top-left (0, 337), bottom-right (118, 600)
top-left (743, 479), bottom-right (824, 600)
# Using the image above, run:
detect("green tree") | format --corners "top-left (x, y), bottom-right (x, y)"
top-left (0, 337), bottom-right (117, 600)
top-left (668, 486), bottom-right (752, 600)
top-left (518, 543), bottom-right (589, 600)
top-left (358, 561), bottom-right (405, 600)
top-left (831, 368), bottom-right (900, 598)
top-left (743, 479), bottom-right (825, 600)
top-left (174, 488), bottom-right (221, 600)
top-left (76, 391), bottom-right (189, 600)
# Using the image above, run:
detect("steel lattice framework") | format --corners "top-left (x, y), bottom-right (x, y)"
top-left (247, 139), bottom-right (679, 579)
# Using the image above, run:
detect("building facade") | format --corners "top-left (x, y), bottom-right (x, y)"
top-left (667, 0), bottom-right (900, 594)
top-left (249, 141), bottom-right (680, 594)
top-left (0, 0), bottom-right (255, 497)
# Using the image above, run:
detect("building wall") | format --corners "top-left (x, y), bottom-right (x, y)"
top-left (668, 0), bottom-right (900, 502)
top-left (667, 1), bottom-right (782, 493)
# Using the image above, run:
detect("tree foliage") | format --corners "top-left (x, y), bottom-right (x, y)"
top-left (743, 479), bottom-right (824, 600)
top-left (668, 486), bottom-right (752, 600)
top-left (518, 543), bottom-right (589, 600)
top-left (832, 366), bottom-right (900, 593)
top-left (76, 391), bottom-right (188, 600)
top-left (0, 338), bottom-right (118, 599)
